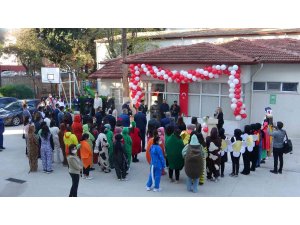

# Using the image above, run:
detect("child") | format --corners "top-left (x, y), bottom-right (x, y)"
top-left (241, 125), bottom-right (252, 175)
top-left (122, 127), bottom-right (132, 170)
top-left (146, 136), bottom-right (166, 192)
top-left (67, 144), bottom-right (83, 197)
top-left (80, 133), bottom-right (93, 179)
top-left (255, 123), bottom-right (263, 167)
top-left (183, 134), bottom-right (204, 193)
top-left (206, 127), bottom-right (221, 182)
top-left (113, 134), bottom-right (128, 181)
top-left (219, 128), bottom-right (228, 178)
top-left (180, 124), bottom-right (196, 145)
top-left (229, 129), bottom-right (243, 177)
top-left (27, 124), bottom-right (39, 172)
top-left (129, 121), bottom-right (142, 163)
top-left (39, 125), bottom-right (54, 173)
top-left (94, 127), bottom-right (111, 173)
top-left (104, 124), bottom-right (114, 169)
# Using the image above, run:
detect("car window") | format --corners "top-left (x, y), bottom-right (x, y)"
top-left (4, 102), bottom-right (21, 110)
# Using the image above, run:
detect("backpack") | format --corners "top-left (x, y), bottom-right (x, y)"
top-left (283, 131), bottom-right (293, 154)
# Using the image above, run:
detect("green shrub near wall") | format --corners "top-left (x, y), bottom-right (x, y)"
top-left (0, 84), bottom-right (34, 99)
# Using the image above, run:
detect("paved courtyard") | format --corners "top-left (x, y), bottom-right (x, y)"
top-left (0, 126), bottom-right (299, 197)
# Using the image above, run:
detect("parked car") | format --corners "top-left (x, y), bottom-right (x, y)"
top-left (0, 97), bottom-right (18, 109)
top-left (1, 71), bottom-right (18, 77)
top-left (0, 99), bottom-right (40, 126)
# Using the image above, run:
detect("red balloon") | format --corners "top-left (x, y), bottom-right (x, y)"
top-left (235, 73), bottom-right (240, 79)
top-left (235, 94), bottom-right (241, 99)
top-left (235, 83), bottom-right (241, 89)
top-left (236, 101), bottom-right (243, 107)
top-left (212, 69), bottom-right (217, 74)
top-left (200, 75), bottom-right (204, 79)
top-left (207, 67), bottom-right (212, 72)
top-left (241, 114), bottom-right (247, 119)
top-left (203, 127), bottom-right (208, 132)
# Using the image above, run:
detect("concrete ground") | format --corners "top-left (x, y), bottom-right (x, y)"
top-left (0, 125), bottom-right (299, 197)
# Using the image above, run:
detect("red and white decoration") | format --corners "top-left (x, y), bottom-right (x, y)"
top-left (129, 63), bottom-right (247, 120)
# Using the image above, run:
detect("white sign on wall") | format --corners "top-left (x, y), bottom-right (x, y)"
top-left (41, 67), bottom-right (60, 83)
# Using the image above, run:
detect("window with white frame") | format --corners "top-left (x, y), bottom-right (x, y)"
top-left (267, 82), bottom-right (281, 91)
top-left (282, 82), bottom-right (298, 92)
top-left (253, 82), bottom-right (266, 91)
top-left (253, 82), bottom-right (298, 92)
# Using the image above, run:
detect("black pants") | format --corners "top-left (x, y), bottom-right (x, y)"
top-left (207, 159), bottom-right (220, 179)
top-left (231, 152), bottom-right (240, 175)
top-left (250, 146), bottom-right (259, 170)
top-left (169, 168), bottom-right (180, 180)
top-left (69, 173), bottom-right (79, 197)
top-left (221, 161), bottom-right (225, 176)
top-left (115, 162), bottom-right (126, 179)
top-left (140, 129), bottom-right (146, 151)
top-left (273, 148), bottom-right (283, 172)
top-left (242, 150), bottom-right (251, 174)
top-left (221, 153), bottom-right (228, 176)
top-left (83, 166), bottom-right (90, 176)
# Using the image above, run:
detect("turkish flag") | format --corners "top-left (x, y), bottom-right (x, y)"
top-left (180, 83), bottom-right (189, 116)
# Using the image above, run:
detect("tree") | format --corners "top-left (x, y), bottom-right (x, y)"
top-left (2, 29), bottom-right (45, 96)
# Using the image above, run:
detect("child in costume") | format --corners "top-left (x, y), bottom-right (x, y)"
top-left (122, 127), bottom-right (132, 170)
top-left (129, 121), bottom-right (142, 163)
top-left (183, 134), bottom-right (204, 193)
top-left (240, 125), bottom-right (253, 175)
top-left (255, 123), bottom-right (263, 167)
top-left (80, 133), bottom-right (93, 179)
top-left (206, 127), bottom-right (221, 182)
top-left (27, 124), bottom-right (39, 172)
top-left (113, 134), bottom-right (128, 181)
top-left (146, 135), bottom-right (166, 192)
top-left (180, 124), bottom-right (196, 145)
top-left (229, 129), bottom-right (243, 177)
top-left (94, 126), bottom-right (111, 173)
top-left (104, 124), bottom-right (114, 169)
top-left (219, 128), bottom-right (229, 177)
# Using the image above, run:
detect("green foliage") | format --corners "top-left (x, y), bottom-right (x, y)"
top-left (0, 84), bottom-right (34, 99)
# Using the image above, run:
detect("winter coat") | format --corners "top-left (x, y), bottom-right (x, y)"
top-left (166, 134), bottom-right (185, 170)
top-left (67, 155), bottom-right (82, 175)
top-left (129, 127), bottom-right (142, 155)
top-left (122, 127), bottom-right (132, 165)
top-left (82, 124), bottom-right (95, 149)
top-left (106, 129), bottom-right (114, 156)
top-left (113, 140), bottom-right (127, 171)
top-left (72, 115), bottom-right (83, 141)
top-left (118, 114), bottom-right (130, 127)
top-left (95, 133), bottom-right (110, 170)
top-left (80, 140), bottom-right (92, 169)
top-left (63, 132), bottom-right (78, 155)
top-left (134, 112), bottom-right (147, 132)
top-left (150, 103), bottom-right (160, 119)
top-left (184, 145), bottom-right (204, 179)
top-left (149, 144), bottom-right (166, 170)
top-left (49, 126), bottom-right (61, 151)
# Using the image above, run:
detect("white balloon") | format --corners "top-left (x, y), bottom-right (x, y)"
top-left (154, 68), bottom-right (159, 73)
top-left (229, 75), bottom-right (234, 80)
top-left (242, 104), bottom-right (246, 108)
top-left (135, 77), bottom-right (140, 81)
top-left (172, 70), bottom-right (177, 74)
top-left (183, 71), bottom-right (188, 76)
top-left (163, 74), bottom-right (169, 80)
top-left (231, 103), bottom-right (237, 109)
top-left (240, 109), bottom-right (246, 114)
top-left (187, 74), bottom-right (192, 79)
top-left (168, 78), bottom-right (173, 83)
top-left (146, 71), bottom-right (151, 76)
top-left (143, 68), bottom-right (148, 73)
top-left (137, 91), bottom-right (142, 96)
top-left (212, 65), bottom-right (216, 69)
top-left (208, 73), bottom-right (214, 78)
top-left (141, 64), bottom-right (146, 68)
top-left (227, 80), bottom-right (232, 85)
top-left (132, 100), bottom-right (137, 104)
top-left (233, 65), bottom-right (239, 70)
top-left (203, 71), bottom-right (209, 76)
top-left (233, 79), bottom-right (239, 84)
top-left (229, 93), bottom-right (234, 98)
top-left (129, 82), bottom-right (133, 88)
top-left (216, 65), bottom-right (221, 70)
top-left (231, 98), bottom-right (237, 103)
top-left (134, 66), bottom-right (139, 70)
top-left (230, 83), bottom-right (235, 88)
top-left (228, 66), bottom-right (233, 71)
top-left (221, 64), bottom-right (226, 70)
top-left (157, 72), bottom-right (161, 77)
top-left (200, 69), bottom-right (204, 74)
top-left (132, 85), bottom-right (137, 90)
top-left (229, 88), bottom-right (235, 92)
top-left (235, 115), bottom-right (242, 121)
top-left (135, 71), bottom-right (140, 76)
top-left (230, 70), bottom-right (236, 75)
top-left (192, 76), bottom-right (197, 81)
top-left (161, 70), bottom-right (165, 75)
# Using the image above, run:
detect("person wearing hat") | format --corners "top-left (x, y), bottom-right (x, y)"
top-left (104, 124), bottom-right (114, 169)
top-left (183, 134), bottom-right (204, 193)
top-left (122, 127), bottom-right (132, 170)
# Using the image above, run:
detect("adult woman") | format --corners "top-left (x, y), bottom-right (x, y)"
top-left (191, 117), bottom-right (201, 133)
top-left (50, 120), bottom-right (63, 163)
top-left (176, 116), bottom-right (186, 132)
top-left (268, 121), bottom-right (286, 174)
top-left (214, 107), bottom-right (224, 130)
top-left (67, 144), bottom-right (82, 197)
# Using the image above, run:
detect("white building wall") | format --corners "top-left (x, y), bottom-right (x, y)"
top-left (251, 64), bottom-right (300, 138)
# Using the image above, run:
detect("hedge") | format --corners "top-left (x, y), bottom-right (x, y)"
top-left (0, 84), bottom-right (34, 99)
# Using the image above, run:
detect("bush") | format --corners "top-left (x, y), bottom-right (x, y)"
top-left (0, 84), bottom-right (34, 99)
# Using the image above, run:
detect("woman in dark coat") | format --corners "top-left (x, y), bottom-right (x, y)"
top-left (176, 116), bottom-right (186, 132)
top-left (113, 134), bottom-right (128, 181)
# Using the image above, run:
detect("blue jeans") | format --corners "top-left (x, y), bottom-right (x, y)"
top-left (186, 177), bottom-right (199, 193)
top-left (146, 165), bottom-right (162, 189)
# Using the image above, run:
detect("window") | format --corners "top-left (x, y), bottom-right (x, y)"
top-left (201, 96), bottom-right (219, 117)
top-left (202, 83), bottom-right (219, 94)
top-left (267, 82), bottom-right (281, 91)
top-left (282, 83), bottom-right (298, 92)
top-left (189, 83), bottom-right (201, 94)
top-left (253, 82), bottom-right (266, 91)
top-left (188, 95), bottom-right (200, 117)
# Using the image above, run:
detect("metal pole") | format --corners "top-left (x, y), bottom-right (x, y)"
top-left (69, 71), bottom-right (72, 109)
top-left (73, 71), bottom-right (76, 98)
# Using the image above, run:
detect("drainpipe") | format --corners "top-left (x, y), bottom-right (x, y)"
top-left (249, 63), bottom-right (264, 121)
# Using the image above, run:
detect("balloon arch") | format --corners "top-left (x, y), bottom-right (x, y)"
top-left (128, 63), bottom-right (247, 121)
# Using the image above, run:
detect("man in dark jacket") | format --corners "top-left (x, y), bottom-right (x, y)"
top-left (150, 100), bottom-right (160, 120)
top-left (95, 106), bottom-right (103, 127)
top-left (118, 108), bottom-right (130, 127)
top-left (134, 106), bottom-right (147, 152)
top-left (139, 100), bottom-right (148, 115)
top-left (122, 101), bottom-right (132, 116)
top-left (103, 110), bottom-right (117, 131)
top-left (170, 101), bottom-right (180, 122)
top-left (147, 114), bottom-right (161, 139)
top-left (160, 112), bottom-right (171, 128)
top-left (160, 99), bottom-right (169, 119)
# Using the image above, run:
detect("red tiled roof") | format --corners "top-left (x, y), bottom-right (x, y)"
top-left (252, 38), bottom-right (300, 56)
top-left (89, 58), bottom-right (123, 79)
top-left (220, 39), bottom-right (300, 63)
top-left (124, 42), bottom-right (255, 64)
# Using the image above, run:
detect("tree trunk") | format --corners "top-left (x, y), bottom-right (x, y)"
top-left (122, 28), bottom-right (129, 99)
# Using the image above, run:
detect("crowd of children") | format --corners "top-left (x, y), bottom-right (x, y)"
top-left (21, 95), bottom-right (286, 196)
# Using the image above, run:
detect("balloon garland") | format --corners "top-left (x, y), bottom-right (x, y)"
top-left (128, 63), bottom-right (247, 120)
